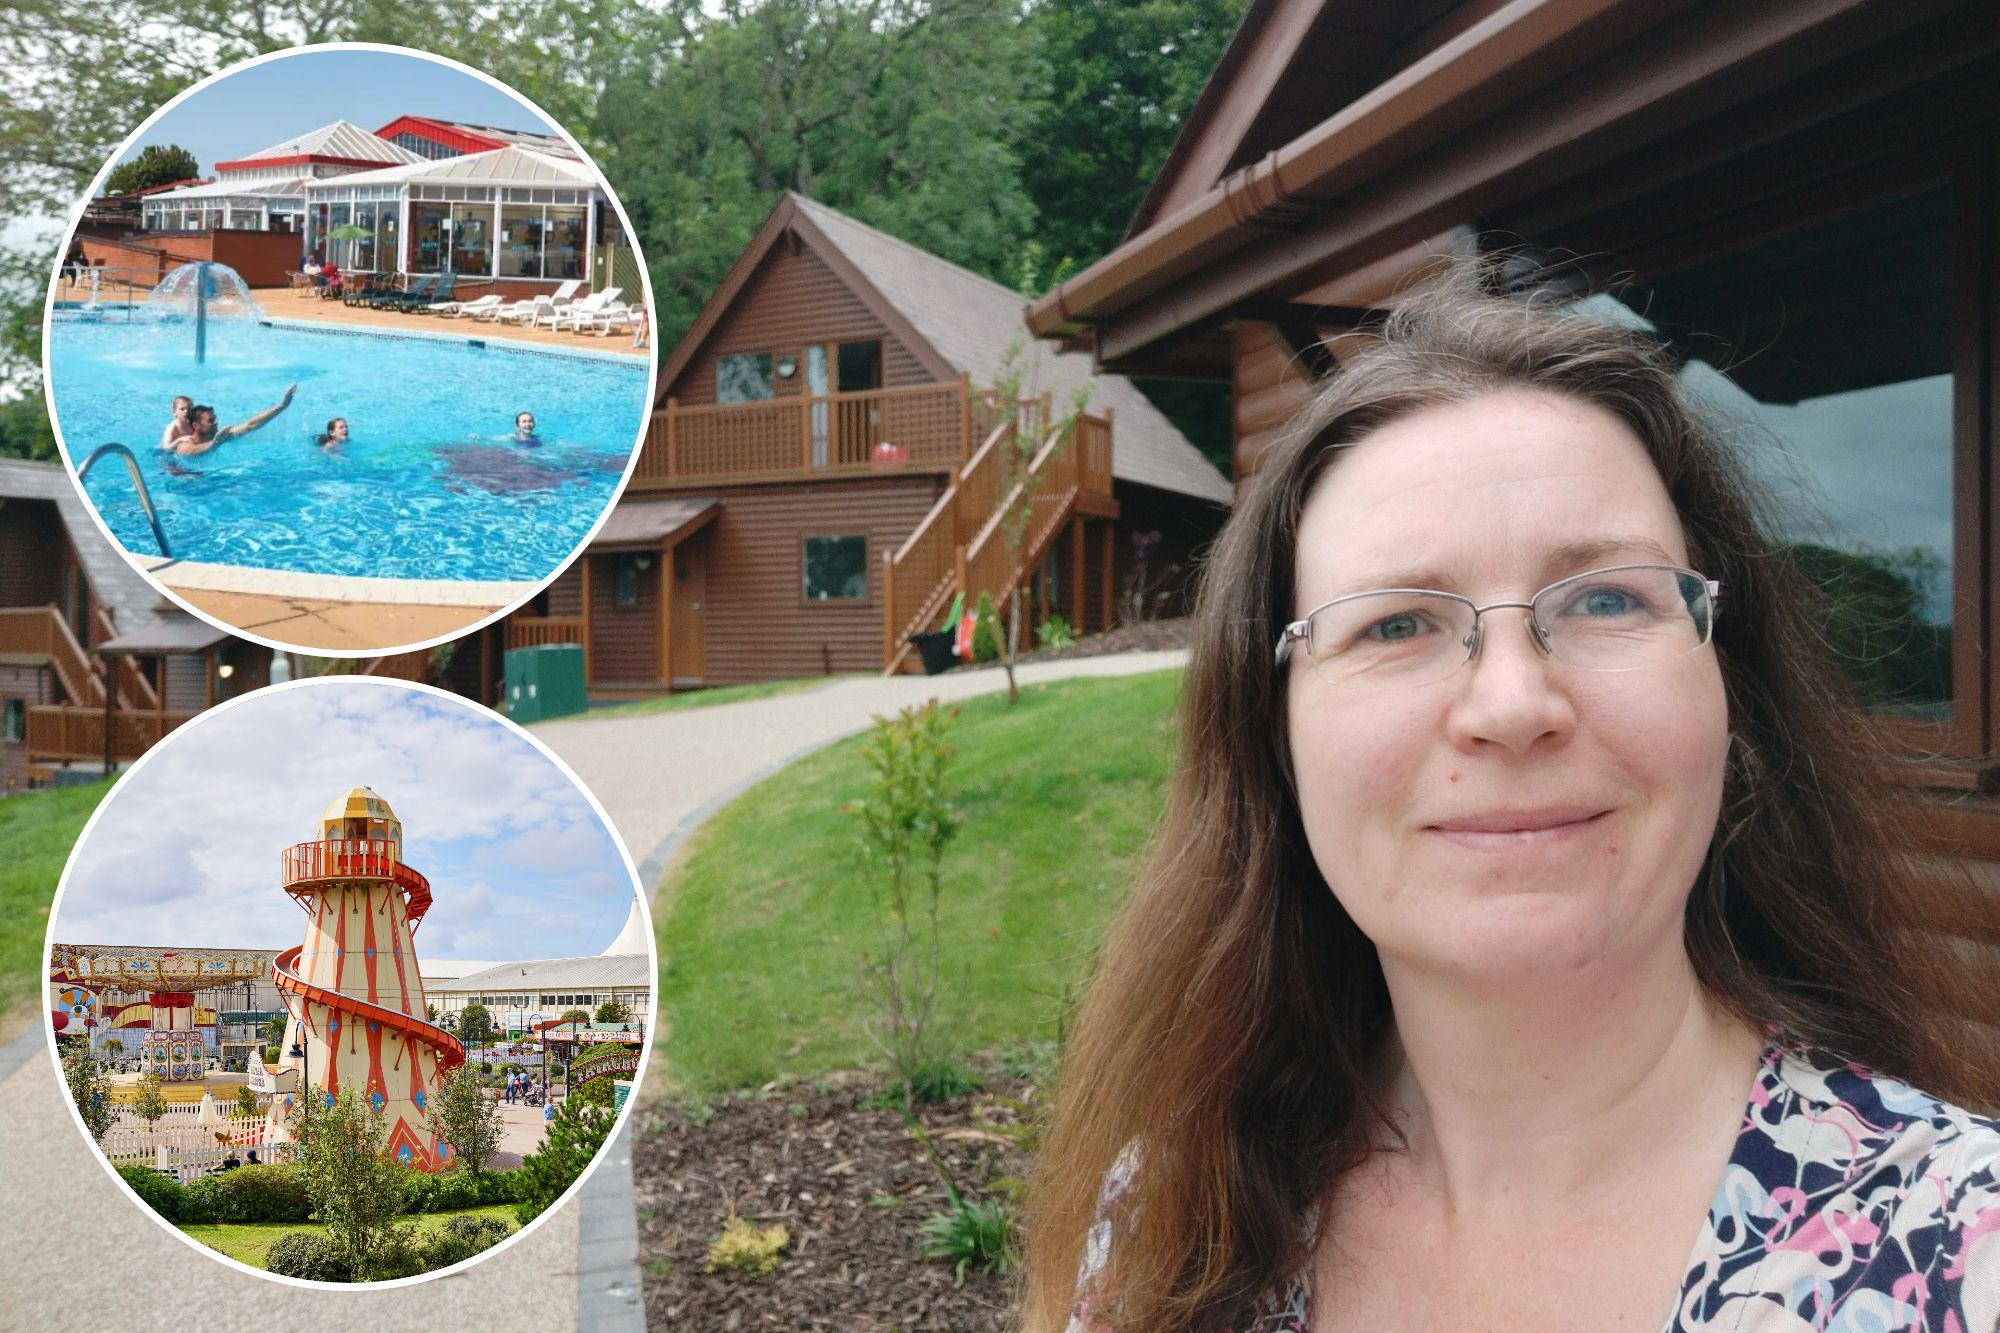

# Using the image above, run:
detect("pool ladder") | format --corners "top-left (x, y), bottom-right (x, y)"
top-left (77, 443), bottom-right (173, 558)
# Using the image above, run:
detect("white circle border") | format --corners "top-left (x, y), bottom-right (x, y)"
top-left (38, 673), bottom-right (661, 1291)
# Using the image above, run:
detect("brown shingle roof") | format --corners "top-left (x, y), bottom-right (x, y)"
top-left (0, 457), bottom-right (168, 630)
top-left (787, 196), bottom-right (1233, 506)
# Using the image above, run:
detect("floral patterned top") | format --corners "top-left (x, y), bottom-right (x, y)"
top-left (1070, 1042), bottom-right (2000, 1332)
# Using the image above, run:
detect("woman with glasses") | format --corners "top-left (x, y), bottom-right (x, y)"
top-left (1025, 265), bottom-right (2000, 1332)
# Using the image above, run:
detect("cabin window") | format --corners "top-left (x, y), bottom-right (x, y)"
top-left (803, 536), bottom-right (868, 602)
top-left (837, 340), bottom-right (883, 392)
top-left (2, 699), bottom-right (22, 742)
top-left (717, 352), bottom-right (775, 403)
top-left (1596, 185), bottom-right (1957, 725)
top-left (613, 553), bottom-right (653, 606)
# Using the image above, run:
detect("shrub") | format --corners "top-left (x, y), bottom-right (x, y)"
top-left (906, 1058), bottom-right (983, 1105)
top-left (918, 1197), bottom-right (1017, 1283)
top-left (514, 1097), bottom-right (613, 1226)
top-left (705, 1212), bottom-right (789, 1275)
top-left (265, 1230), bottom-right (349, 1282)
top-left (218, 1163), bottom-right (312, 1223)
top-left (116, 1163), bottom-right (186, 1221)
top-left (177, 1172), bottom-right (225, 1224)
top-left (427, 1065), bottom-right (502, 1174)
top-left (290, 1089), bottom-right (413, 1281)
top-left (402, 1165), bottom-right (520, 1213)
top-left (970, 592), bottom-right (1002, 662)
top-left (62, 1046), bottom-right (115, 1142)
top-left (1035, 614), bottom-right (1076, 650)
top-left (422, 1214), bottom-right (513, 1269)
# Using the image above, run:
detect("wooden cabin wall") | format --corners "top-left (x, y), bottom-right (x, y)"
top-left (0, 499), bottom-right (68, 607)
top-left (586, 550), bottom-right (664, 686)
top-left (161, 656), bottom-right (207, 712)
top-left (702, 474), bottom-right (946, 684)
top-left (1232, 322), bottom-right (1314, 483)
top-left (667, 238), bottom-right (932, 405)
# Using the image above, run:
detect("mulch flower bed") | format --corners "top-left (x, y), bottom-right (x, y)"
top-left (634, 1074), bottom-right (1038, 1330)
top-left (992, 614), bottom-right (1194, 669)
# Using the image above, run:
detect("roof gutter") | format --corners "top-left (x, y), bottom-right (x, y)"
top-left (1023, 0), bottom-right (1655, 341)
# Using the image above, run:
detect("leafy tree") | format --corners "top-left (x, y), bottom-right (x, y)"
top-left (556, 1008), bottom-right (590, 1025)
top-left (132, 1072), bottom-right (168, 1129)
top-left (287, 1089), bottom-right (416, 1281)
top-left (103, 143), bottom-right (199, 194)
top-left (234, 1084), bottom-right (261, 1119)
top-left (514, 1094), bottom-right (614, 1225)
top-left (456, 1003), bottom-right (493, 1054)
top-left (63, 1044), bottom-right (116, 1142)
top-left (0, 394), bottom-right (56, 461)
top-left (427, 1065), bottom-right (503, 1175)
top-left (593, 998), bottom-right (628, 1025)
top-left (260, 1014), bottom-right (287, 1047)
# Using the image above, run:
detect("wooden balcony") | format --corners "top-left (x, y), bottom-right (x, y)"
top-left (26, 705), bottom-right (197, 765)
top-left (634, 376), bottom-right (975, 487)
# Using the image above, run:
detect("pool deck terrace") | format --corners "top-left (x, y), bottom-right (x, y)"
top-left (245, 284), bottom-right (653, 358)
top-left (53, 276), bottom-right (652, 359)
top-left (141, 558), bottom-right (531, 652)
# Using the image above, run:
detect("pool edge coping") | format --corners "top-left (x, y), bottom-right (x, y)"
top-left (257, 315), bottom-right (652, 366)
top-left (141, 557), bottom-right (534, 607)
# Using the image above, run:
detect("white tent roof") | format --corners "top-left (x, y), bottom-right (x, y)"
top-left (315, 145), bottom-right (597, 190)
top-left (600, 901), bottom-right (650, 957)
top-left (229, 119), bottom-right (422, 167)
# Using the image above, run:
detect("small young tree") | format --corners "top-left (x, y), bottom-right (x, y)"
top-left (132, 1072), bottom-right (168, 1130)
top-left (288, 1089), bottom-right (414, 1281)
top-left (62, 1045), bottom-right (116, 1143)
top-left (515, 1095), bottom-right (615, 1226)
top-left (428, 1065), bottom-right (502, 1175)
top-left (260, 1014), bottom-right (287, 1048)
top-left (234, 1084), bottom-right (261, 1120)
top-left (593, 998), bottom-right (628, 1025)
top-left (851, 701), bottom-right (962, 1112)
top-left (556, 1008), bottom-right (590, 1025)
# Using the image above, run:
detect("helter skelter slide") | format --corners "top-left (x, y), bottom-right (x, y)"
top-left (265, 788), bottom-right (466, 1169)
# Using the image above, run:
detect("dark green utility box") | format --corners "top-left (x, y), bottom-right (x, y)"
top-left (504, 644), bottom-right (587, 723)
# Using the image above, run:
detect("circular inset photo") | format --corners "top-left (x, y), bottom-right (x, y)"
top-left (43, 45), bottom-right (656, 655)
top-left (43, 677), bottom-right (656, 1286)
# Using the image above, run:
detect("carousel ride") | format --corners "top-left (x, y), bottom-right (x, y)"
top-left (49, 944), bottom-right (269, 1082)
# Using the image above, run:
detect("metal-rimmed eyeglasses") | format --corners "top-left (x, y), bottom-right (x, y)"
top-left (1275, 564), bottom-right (1722, 685)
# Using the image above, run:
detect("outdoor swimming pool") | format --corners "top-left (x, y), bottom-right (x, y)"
top-left (47, 314), bottom-right (650, 583)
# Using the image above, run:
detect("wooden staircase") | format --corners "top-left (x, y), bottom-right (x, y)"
top-left (881, 395), bottom-right (1116, 675)
top-left (0, 605), bottom-right (153, 710)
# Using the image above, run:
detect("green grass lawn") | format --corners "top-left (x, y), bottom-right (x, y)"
top-left (180, 1203), bottom-right (519, 1269)
top-left (0, 780), bottom-right (113, 1025)
top-left (579, 676), bottom-right (835, 720)
top-left (660, 669), bottom-right (1182, 1099)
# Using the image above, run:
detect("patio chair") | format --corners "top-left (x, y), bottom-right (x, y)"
top-left (569, 301), bottom-right (641, 337)
top-left (434, 293), bottom-right (505, 318)
top-left (363, 274), bottom-right (434, 309)
top-left (375, 273), bottom-right (450, 311)
top-left (342, 273), bottom-right (395, 307)
top-left (536, 286), bottom-right (621, 330)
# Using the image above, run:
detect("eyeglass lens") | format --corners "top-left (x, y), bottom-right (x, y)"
top-left (1299, 566), bottom-right (1713, 685)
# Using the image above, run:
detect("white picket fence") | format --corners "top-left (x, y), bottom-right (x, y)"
top-left (101, 1112), bottom-right (287, 1182)
top-left (104, 1133), bottom-right (297, 1183)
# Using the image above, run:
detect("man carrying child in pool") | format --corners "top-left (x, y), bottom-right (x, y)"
top-left (160, 384), bottom-right (298, 459)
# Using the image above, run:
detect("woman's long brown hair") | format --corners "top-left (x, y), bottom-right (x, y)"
top-left (1021, 263), bottom-right (2000, 1333)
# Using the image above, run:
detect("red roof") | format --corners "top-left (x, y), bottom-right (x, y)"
top-left (373, 115), bottom-right (509, 156)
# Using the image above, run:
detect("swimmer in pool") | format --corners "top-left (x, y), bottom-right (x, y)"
top-left (314, 417), bottom-right (349, 451)
top-left (167, 384), bottom-right (298, 459)
top-left (159, 395), bottom-right (194, 451)
top-left (512, 410), bottom-right (543, 448)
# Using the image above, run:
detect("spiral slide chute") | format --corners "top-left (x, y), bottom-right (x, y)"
top-left (272, 945), bottom-right (465, 1073)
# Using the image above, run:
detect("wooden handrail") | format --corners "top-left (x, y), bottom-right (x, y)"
top-left (0, 606), bottom-right (110, 708)
top-left (638, 380), bottom-right (970, 486)
top-left (25, 704), bottom-right (195, 763)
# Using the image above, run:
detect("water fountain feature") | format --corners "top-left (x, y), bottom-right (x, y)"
top-left (146, 262), bottom-right (264, 365)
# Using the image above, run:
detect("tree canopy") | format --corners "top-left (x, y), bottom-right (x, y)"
top-left (103, 143), bottom-right (199, 195)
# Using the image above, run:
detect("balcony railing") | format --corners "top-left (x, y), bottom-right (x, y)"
top-left (635, 376), bottom-right (974, 486)
top-left (26, 705), bottom-right (196, 764)
top-left (280, 838), bottom-right (434, 925)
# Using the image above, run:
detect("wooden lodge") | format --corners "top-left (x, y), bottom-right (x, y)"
top-left (0, 459), bottom-right (271, 790)
top-left (504, 193), bottom-right (1233, 694)
top-left (1024, 2), bottom-right (2000, 880)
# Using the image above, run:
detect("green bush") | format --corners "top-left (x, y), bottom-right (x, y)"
top-left (219, 1163), bottom-right (313, 1223)
top-left (422, 1214), bottom-right (513, 1269)
top-left (265, 1230), bottom-right (350, 1282)
top-left (177, 1172), bottom-right (225, 1224)
top-left (116, 1163), bottom-right (186, 1221)
top-left (515, 1097), bottom-right (613, 1226)
top-left (971, 592), bottom-right (1002, 662)
top-left (918, 1197), bottom-right (1017, 1282)
top-left (369, 1225), bottom-right (430, 1281)
top-left (401, 1165), bottom-right (521, 1213)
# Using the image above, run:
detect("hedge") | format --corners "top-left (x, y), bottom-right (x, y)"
top-left (117, 1161), bottom-right (518, 1224)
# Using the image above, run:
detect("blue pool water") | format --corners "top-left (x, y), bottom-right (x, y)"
top-left (47, 314), bottom-right (649, 582)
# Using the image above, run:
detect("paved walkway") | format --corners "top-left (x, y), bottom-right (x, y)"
top-left (0, 650), bottom-right (1183, 1327)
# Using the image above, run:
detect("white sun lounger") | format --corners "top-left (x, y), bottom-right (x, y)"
top-left (477, 279), bottom-right (585, 324)
top-left (430, 294), bottom-right (504, 318)
top-left (534, 287), bottom-right (622, 330)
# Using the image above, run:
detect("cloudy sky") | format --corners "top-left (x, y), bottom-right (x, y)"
top-left (52, 681), bottom-right (640, 964)
top-left (116, 48), bottom-right (558, 175)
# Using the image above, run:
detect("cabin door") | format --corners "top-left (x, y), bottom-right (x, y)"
top-left (807, 346), bottom-right (831, 468)
top-left (669, 530), bottom-right (709, 689)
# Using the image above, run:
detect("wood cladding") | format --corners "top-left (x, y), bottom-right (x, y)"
top-left (668, 238), bottom-right (930, 406)
top-left (1233, 322), bottom-right (1314, 482)
top-left (587, 551), bottom-right (664, 685)
top-left (701, 475), bottom-right (944, 684)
